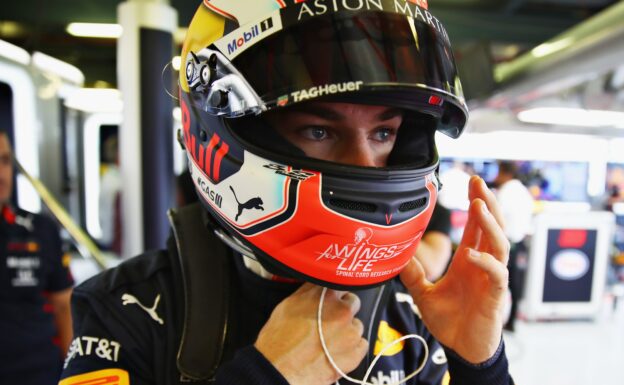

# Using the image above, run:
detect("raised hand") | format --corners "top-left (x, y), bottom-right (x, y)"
top-left (255, 283), bottom-right (368, 384)
top-left (400, 176), bottom-right (510, 364)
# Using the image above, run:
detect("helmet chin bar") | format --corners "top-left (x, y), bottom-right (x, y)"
top-left (209, 205), bottom-right (390, 290)
top-left (185, 47), bottom-right (265, 117)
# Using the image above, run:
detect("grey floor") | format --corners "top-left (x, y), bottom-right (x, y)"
top-left (505, 299), bottom-right (624, 385)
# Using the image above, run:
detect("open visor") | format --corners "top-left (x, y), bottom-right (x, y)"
top-left (185, 9), bottom-right (468, 138)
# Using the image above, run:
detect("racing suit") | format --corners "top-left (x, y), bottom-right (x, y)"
top-left (60, 205), bottom-right (511, 385)
top-left (0, 205), bottom-right (74, 385)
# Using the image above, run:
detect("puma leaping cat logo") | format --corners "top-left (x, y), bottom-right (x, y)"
top-left (121, 293), bottom-right (164, 325)
top-left (230, 185), bottom-right (264, 221)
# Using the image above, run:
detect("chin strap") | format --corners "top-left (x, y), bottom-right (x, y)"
top-left (349, 284), bottom-right (394, 380)
top-left (168, 203), bottom-right (230, 382)
top-left (241, 256), bottom-right (301, 283)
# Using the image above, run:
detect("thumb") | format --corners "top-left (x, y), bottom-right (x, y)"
top-left (399, 257), bottom-right (430, 300)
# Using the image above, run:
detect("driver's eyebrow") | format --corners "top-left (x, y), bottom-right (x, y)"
top-left (287, 105), bottom-right (343, 121)
top-left (287, 106), bottom-right (403, 122)
top-left (377, 108), bottom-right (403, 121)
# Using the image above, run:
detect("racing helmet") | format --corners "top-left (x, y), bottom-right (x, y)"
top-left (179, 0), bottom-right (468, 289)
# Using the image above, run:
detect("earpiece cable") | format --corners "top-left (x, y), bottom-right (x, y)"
top-left (318, 287), bottom-right (429, 385)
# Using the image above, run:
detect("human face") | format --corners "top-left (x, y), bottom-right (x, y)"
top-left (0, 134), bottom-right (13, 205)
top-left (265, 102), bottom-right (403, 167)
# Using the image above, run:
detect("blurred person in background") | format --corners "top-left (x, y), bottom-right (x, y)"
top-left (493, 160), bottom-right (534, 331)
top-left (0, 129), bottom-right (74, 384)
top-left (414, 203), bottom-right (453, 282)
top-left (98, 135), bottom-right (122, 254)
top-left (438, 160), bottom-right (471, 212)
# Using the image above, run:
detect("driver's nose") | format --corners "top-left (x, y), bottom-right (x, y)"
top-left (334, 137), bottom-right (380, 168)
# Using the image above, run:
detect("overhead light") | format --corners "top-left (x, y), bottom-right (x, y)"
top-left (174, 27), bottom-right (188, 45)
top-left (0, 21), bottom-right (26, 38)
top-left (64, 88), bottom-right (123, 113)
top-left (66, 22), bottom-right (122, 38)
top-left (171, 56), bottom-right (181, 71)
top-left (32, 51), bottom-right (84, 84)
top-left (172, 107), bottom-right (182, 121)
top-left (531, 37), bottom-right (575, 58)
top-left (517, 107), bottom-right (624, 128)
top-left (0, 39), bottom-right (30, 65)
top-left (93, 80), bottom-right (113, 88)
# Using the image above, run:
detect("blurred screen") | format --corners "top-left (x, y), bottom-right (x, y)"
top-left (439, 158), bottom-right (589, 202)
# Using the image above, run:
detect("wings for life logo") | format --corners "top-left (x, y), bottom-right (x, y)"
top-left (316, 227), bottom-right (421, 279)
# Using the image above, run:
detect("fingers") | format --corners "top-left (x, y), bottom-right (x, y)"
top-left (348, 337), bottom-right (369, 373)
top-left (337, 290), bottom-right (362, 315)
top-left (458, 199), bottom-right (482, 250)
top-left (320, 289), bottom-right (362, 327)
top-left (474, 199), bottom-right (510, 265)
top-left (469, 175), bottom-right (505, 230)
top-left (465, 248), bottom-right (509, 296)
top-left (322, 290), bottom-right (368, 377)
top-left (298, 285), bottom-right (363, 321)
top-left (257, 283), bottom-right (368, 385)
top-left (352, 316), bottom-right (365, 337)
top-left (399, 257), bottom-right (430, 300)
top-left (459, 188), bottom-right (510, 265)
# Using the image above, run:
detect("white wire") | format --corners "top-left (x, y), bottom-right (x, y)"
top-left (318, 287), bottom-right (429, 385)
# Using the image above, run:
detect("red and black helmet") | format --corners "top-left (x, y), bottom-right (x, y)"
top-left (179, 0), bottom-right (468, 289)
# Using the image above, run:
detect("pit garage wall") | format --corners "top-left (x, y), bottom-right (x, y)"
top-left (117, 0), bottom-right (177, 258)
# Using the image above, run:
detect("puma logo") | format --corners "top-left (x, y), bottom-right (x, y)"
top-left (121, 293), bottom-right (164, 325)
top-left (230, 185), bottom-right (264, 221)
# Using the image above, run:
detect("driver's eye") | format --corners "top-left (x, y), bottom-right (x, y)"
top-left (302, 126), bottom-right (328, 141)
top-left (376, 128), bottom-right (392, 141)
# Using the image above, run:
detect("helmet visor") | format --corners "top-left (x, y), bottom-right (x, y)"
top-left (228, 9), bottom-right (467, 137)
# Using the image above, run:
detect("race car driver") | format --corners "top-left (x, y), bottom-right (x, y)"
top-left (60, 1), bottom-right (513, 384)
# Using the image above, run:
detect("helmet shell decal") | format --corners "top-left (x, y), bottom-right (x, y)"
top-left (180, 96), bottom-right (239, 183)
top-left (212, 11), bottom-right (283, 60)
top-left (204, 0), bottom-right (282, 25)
top-left (188, 150), bottom-right (308, 232)
top-left (245, 173), bottom-right (437, 286)
top-left (188, 139), bottom-right (437, 286)
top-left (206, 1), bottom-right (446, 44)
top-left (282, 0), bottom-right (446, 42)
top-left (315, 226), bottom-right (422, 281)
